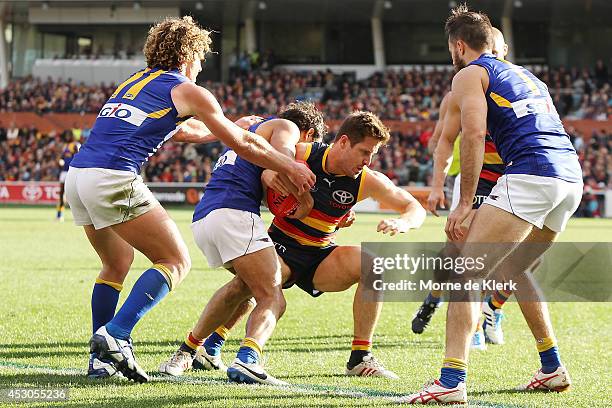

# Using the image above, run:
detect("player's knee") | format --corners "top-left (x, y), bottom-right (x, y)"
top-left (275, 291), bottom-right (287, 317)
top-left (227, 277), bottom-right (252, 300)
top-left (175, 252), bottom-right (192, 282)
top-left (101, 255), bottom-right (133, 282)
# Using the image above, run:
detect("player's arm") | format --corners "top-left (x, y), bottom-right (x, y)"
top-left (173, 115), bottom-right (264, 143)
top-left (171, 82), bottom-right (314, 194)
top-left (261, 141), bottom-right (314, 219)
top-left (427, 92), bottom-right (451, 154)
top-left (428, 95), bottom-right (461, 216)
top-left (362, 169), bottom-right (426, 235)
top-left (445, 65), bottom-right (488, 241)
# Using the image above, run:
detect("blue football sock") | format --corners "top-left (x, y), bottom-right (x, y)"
top-left (539, 346), bottom-right (562, 374)
top-left (204, 332), bottom-right (226, 356)
top-left (106, 268), bottom-right (170, 340)
top-left (439, 358), bottom-right (467, 388)
top-left (91, 280), bottom-right (121, 334)
top-left (236, 346), bottom-right (259, 364)
top-left (439, 367), bottom-right (467, 389)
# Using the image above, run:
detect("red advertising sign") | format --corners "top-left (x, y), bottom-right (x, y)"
top-left (0, 182), bottom-right (61, 204)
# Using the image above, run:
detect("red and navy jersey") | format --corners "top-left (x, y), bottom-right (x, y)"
top-left (70, 67), bottom-right (190, 173)
top-left (480, 133), bottom-right (504, 183)
top-left (468, 53), bottom-right (581, 183)
top-left (271, 142), bottom-right (367, 247)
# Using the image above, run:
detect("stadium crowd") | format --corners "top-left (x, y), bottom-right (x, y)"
top-left (0, 121), bottom-right (609, 216)
top-left (0, 63), bottom-right (609, 216)
top-left (1, 62), bottom-right (609, 121)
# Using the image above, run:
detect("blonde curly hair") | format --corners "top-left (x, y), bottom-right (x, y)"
top-left (143, 16), bottom-right (212, 70)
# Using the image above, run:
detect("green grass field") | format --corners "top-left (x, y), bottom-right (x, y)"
top-left (0, 207), bottom-right (610, 407)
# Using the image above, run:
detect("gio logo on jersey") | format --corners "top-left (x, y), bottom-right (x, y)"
top-left (98, 103), bottom-right (148, 127)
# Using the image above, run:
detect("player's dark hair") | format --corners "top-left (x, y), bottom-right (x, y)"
top-left (335, 111), bottom-right (390, 146)
top-left (445, 4), bottom-right (493, 52)
top-left (278, 101), bottom-right (326, 142)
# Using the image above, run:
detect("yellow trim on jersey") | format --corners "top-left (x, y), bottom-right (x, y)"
top-left (302, 143), bottom-right (313, 161)
top-left (513, 68), bottom-right (540, 95)
top-left (147, 107), bottom-right (172, 119)
top-left (490, 92), bottom-right (512, 108)
top-left (356, 166), bottom-right (368, 202)
top-left (110, 68), bottom-right (149, 99)
top-left (497, 58), bottom-right (540, 96)
top-left (483, 152), bottom-right (503, 164)
top-left (300, 216), bottom-right (337, 234)
top-left (321, 146), bottom-right (331, 174)
top-left (95, 277), bottom-right (123, 291)
top-left (123, 69), bottom-right (167, 100)
top-left (152, 263), bottom-right (174, 291)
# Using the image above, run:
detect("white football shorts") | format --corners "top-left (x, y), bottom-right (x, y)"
top-left (191, 208), bottom-right (274, 268)
top-left (483, 174), bottom-right (583, 232)
top-left (65, 167), bottom-right (158, 230)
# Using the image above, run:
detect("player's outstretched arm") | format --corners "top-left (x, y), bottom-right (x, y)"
top-left (171, 82), bottom-right (314, 194)
top-left (363, 169), bottom-right (426, 235)
top-left (173, 115), bottom-right (264, 144)
top-left (445, 65), bottom-right (488, 241)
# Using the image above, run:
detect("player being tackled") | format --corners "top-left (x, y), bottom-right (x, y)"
top-left (167, 111), bottom-right (427, 380)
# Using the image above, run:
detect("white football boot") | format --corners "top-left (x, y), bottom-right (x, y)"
top-left (482, 301), bottom-right (505, 345)
top-left (89, 326), bottom-right (148, 383)
top-left (398, 380), bottom-right (467, 405)
top-left (193, 347), bottom-right (227, 373)
top-left (516, 366), bottom-right (571, 392)
top-left (226, 359), bottom-right (288, 386)
top-left (159, 349), bottom-right (194, 377)
top-left (345, 355), bottom-right (399, 379)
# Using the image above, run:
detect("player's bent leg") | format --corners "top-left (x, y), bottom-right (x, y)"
top-left (226, 247), bottom-right (288, 385)
top-left (161, 277), bottom-right (253, 377)
top-left (312, 246), bottom-right (398, 379)
top-left (415, 204), bottom-right (535, 401)
top-left (83, 225), bottom-right (134, 379)
top-left (194, 298), bottom-right (256, 373)
top-left (111, 204), bottom-right (191, 286)
top-left (505, 226), bottom-right (571, 392)
top-left (92, 205), bottom-right (190, 383)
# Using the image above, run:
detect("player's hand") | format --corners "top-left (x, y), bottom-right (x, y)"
top-left (288, 192), bottom-right (313, 220)
top-left (337, 209), bottom-right (356, 229)
top-left (234, 115), bottom-right (264, 130)
top-left (286, 161), bottom-right (316, 195)
top-left (427, 187), bottom-right (446, 217)
top-left (445, 202), bottom-right (471, 241)
top-left (377, 218), bottom-right (409, 236)
top-left (262, 169), bottom-right (291, 196)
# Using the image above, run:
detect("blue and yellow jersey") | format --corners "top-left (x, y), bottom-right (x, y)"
top-left (61, 141), bottom-right (81, 171)
top-left (270, 142), bottom-right (366, 248)
top-left (469, 53), bottom-right (581, 183)
top-left (192, 118), bottom-right (276, 222)
top-left (70, 67), bottom-right (190, 173)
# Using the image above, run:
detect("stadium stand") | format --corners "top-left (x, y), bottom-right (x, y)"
top-left (0, 64), bottom-right (609, 215)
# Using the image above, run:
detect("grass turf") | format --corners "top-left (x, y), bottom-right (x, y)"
top-left (0, 207), bottom-right (610, 407)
